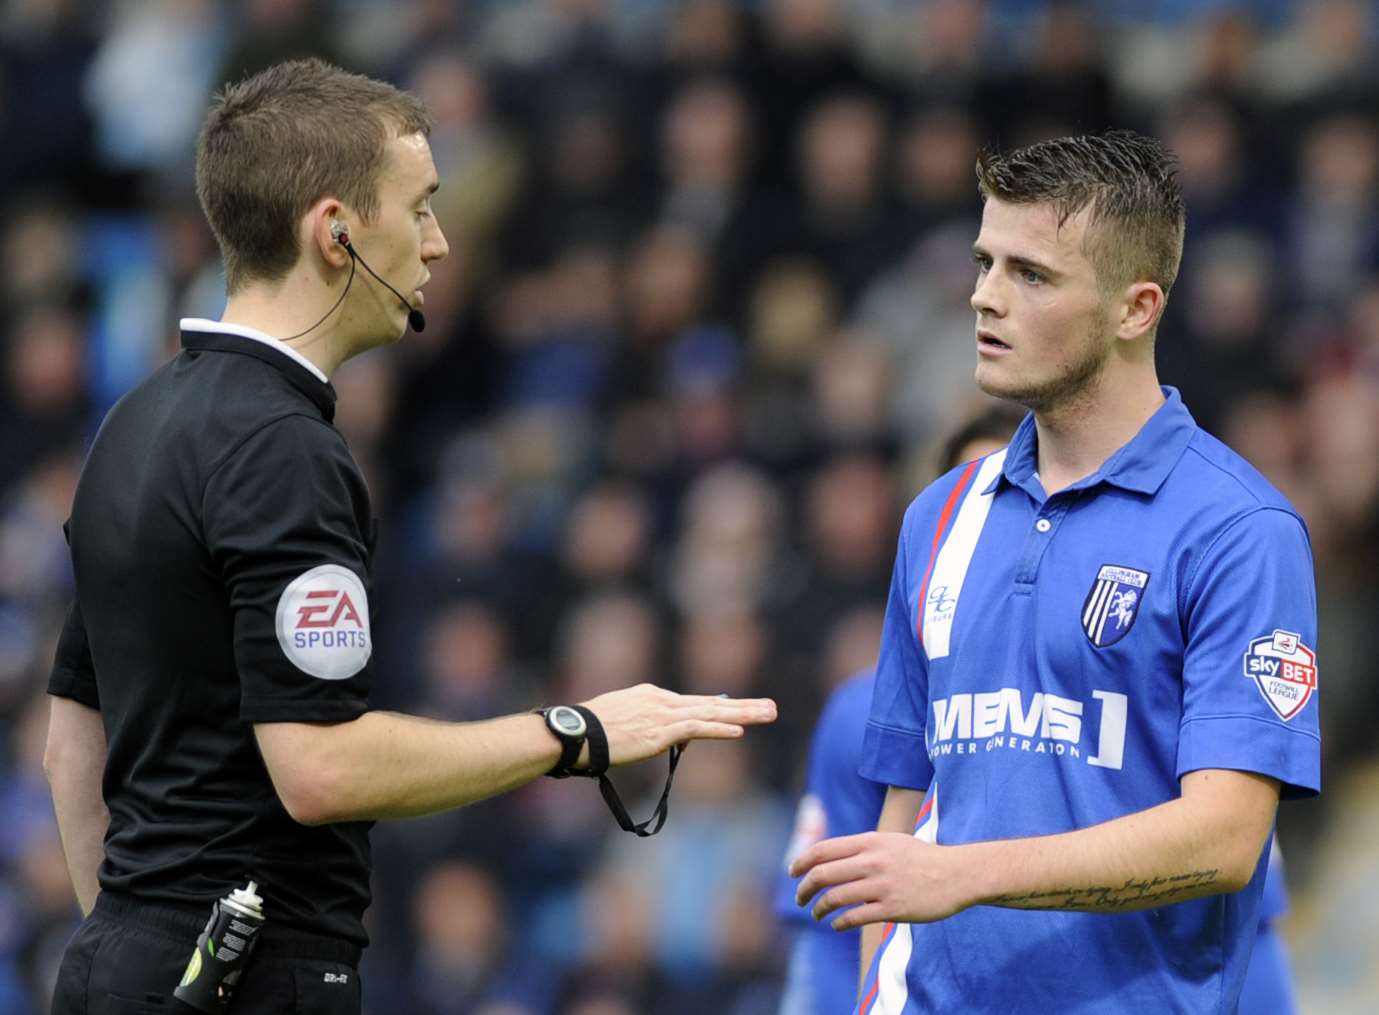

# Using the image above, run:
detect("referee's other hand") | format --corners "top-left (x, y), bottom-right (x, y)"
top-left (577, 684), bottom-right (776, 768)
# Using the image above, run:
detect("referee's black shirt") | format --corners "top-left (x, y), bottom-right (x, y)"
top-left (49, 319), bottom-right (377, 946)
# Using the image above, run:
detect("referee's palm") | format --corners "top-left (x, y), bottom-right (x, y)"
top-left (580, 683), bottom-right (776, 768)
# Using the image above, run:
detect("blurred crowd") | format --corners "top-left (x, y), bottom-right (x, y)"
top-left (3, 0), bottom-right (1379, 1012)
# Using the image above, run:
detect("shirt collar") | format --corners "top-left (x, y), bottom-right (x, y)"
top-left (989, 386), bottom-right (1196, 498)
top-left (179, 318), bottom-right (337, 421)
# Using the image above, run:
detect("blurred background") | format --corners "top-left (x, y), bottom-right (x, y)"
top-left (2, 0), bottom-right (1378, 1011)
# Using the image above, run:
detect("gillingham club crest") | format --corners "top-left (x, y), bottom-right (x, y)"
top-left (1242, 629), bottom-right (1317, 721)
top-left (1081, 565), bottom-right (1150, 648)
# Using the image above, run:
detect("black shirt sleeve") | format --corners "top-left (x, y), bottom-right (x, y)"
top-left (203, 414), bottom-right (374, 723)
top-left (49, 597), bottom-right (100, 709)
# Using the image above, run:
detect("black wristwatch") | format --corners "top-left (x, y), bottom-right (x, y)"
top-left (537, 705), bottom-right (588, 778)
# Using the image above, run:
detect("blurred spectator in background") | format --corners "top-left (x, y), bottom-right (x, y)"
top-left (1286, 112), bottom-right (1379, 316)
top-left (788, 91), bottom-right (901, 305)
top-left (418, 600), bottom-right (531, 723)
top-left (84, 0), bottom-right (223, 186)
top-left (669, 463), bottom-right (787, 618)
top-left (857, 221), bottom-right (1002, 439)
top-left (0, 0), bottom-right (95, 197)
top-left (752, 0), bottom-right (869, 184)
top-left (591, 739), bottom-right (786, 1012)
top-left (0, 199), bottom-right (87, 314)
top-left (1161, 231), bottom-right (1284, 437)
top-left (218, 0), bottom-right (342, 83)
top-left (525, 480), bottom-right (657, 658)
top-left (408, 860), bottom-right (529, 1014)
top-left (975, 0), bottom-right (1115, 143)
top-left (0, 309), bottom-right (87, 491)
top-left (893, 103), bottom-right (983, 237)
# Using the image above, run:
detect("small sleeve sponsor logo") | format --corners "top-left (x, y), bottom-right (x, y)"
top-left (274, 564), bottom-right (372, 680)
top-left (1242, 629), bottom-right (1317, 721)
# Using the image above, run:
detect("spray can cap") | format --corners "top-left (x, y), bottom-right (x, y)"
top-left (227, 881), bottom-right (264, 917)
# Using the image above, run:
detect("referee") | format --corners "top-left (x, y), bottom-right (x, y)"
top-left (43, 59), bottom-right (775, 1015)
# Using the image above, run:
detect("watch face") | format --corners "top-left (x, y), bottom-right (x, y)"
top-left (549, 706), bottom-right (587, 738)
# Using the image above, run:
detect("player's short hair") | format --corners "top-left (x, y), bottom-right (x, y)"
top-left (195, 58), bottom-right (431, 294)
top-left (975, 130), bottom-right (1186, 298)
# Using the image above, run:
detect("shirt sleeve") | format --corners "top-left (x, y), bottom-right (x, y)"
top-left (203, 414), bottom-right (374, 723)
top-left (48, 598), bottom-right (100, 709)
top-left (859, 505), bottom-right (934, 790)
top-left (1176, 507), bottom-right (1320, 798)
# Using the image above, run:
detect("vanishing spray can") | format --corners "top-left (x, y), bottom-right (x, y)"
top-left (173, 881), bottom-right (266, 1013)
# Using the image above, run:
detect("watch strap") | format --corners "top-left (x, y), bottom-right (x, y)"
top-left (570, 705), bottom-right (609, 775)
top-left (596, 743), bottom-right (682, 837)
top-left (564, 706), bottom-right (682, 837)
top-left (540, 707), bottom-right (585, 779)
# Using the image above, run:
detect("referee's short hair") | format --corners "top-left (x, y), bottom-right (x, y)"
top-left (975, 130), bottom-right (1186, 300)
top-left (196, 58), bottom-right (432, 294)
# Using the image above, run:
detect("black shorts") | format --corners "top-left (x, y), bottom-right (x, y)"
top-left (51, 893), bottom-right (362, 1015)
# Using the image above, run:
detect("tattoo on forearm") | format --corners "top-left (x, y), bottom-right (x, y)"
top-left (988, 869), bottom-right (1221, 911)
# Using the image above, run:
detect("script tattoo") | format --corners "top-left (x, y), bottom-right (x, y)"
top-left (987, 869), bottom-right (1221, 912)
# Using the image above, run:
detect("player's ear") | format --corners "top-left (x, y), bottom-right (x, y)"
top-left (1116, 281), bottom-right (1164, 343)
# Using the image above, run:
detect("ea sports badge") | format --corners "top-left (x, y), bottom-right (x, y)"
top-left (275, 564), bottom-right (371, 680)
top-left (1242, 629), bottom-right (1316, 721)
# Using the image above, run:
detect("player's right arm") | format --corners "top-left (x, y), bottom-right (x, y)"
top-left (253, 686), bottom-right (774, 824)
top-left (858, 786), bottom-right (925, 993)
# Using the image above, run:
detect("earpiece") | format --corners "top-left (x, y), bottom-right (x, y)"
top-left (310, 217), bottom-right (426, 334)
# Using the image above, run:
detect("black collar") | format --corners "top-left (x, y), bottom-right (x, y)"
top-left (180, 325), bottom-right (337, 422)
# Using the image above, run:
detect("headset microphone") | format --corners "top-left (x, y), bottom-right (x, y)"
top-left (330, 221), bottom-right (426, 332)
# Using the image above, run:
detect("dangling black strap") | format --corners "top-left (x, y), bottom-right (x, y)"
top-left (569, 705), bottom-right (683, 837)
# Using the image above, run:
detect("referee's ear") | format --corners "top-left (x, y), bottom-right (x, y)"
top-left (305, 198), bottom-right (352, 271)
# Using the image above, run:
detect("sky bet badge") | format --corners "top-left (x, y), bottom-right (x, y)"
top-left (1243, 629), bottom-right (1317, 721)
top-left (1081, 565), bottom-right (1150, 648)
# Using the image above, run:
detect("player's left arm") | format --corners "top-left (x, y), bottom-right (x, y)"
top-left (976, 767), bottom-right (1278, 911)
top-left (793, 767), bottom-right (1277, 926)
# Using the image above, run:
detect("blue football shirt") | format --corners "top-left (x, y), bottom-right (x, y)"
top-left (857, 388), bottom-right (1320, 1015)
top-left (777, 674), bottom-right (1298, 1015)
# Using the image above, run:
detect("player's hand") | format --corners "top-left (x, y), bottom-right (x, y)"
top-left (790, 832), bottom-right (973, 930)
top-left (579, 683), bottom-right (776, 768)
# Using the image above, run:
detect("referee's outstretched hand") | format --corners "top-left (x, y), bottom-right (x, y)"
top-left (577, 683), bottom-right (776, 768)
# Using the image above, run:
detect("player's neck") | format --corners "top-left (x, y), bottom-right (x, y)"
top-left (1032, 368), bottom-right (1164, 496)
top-left (221, 276), bottom-right (353, 379)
